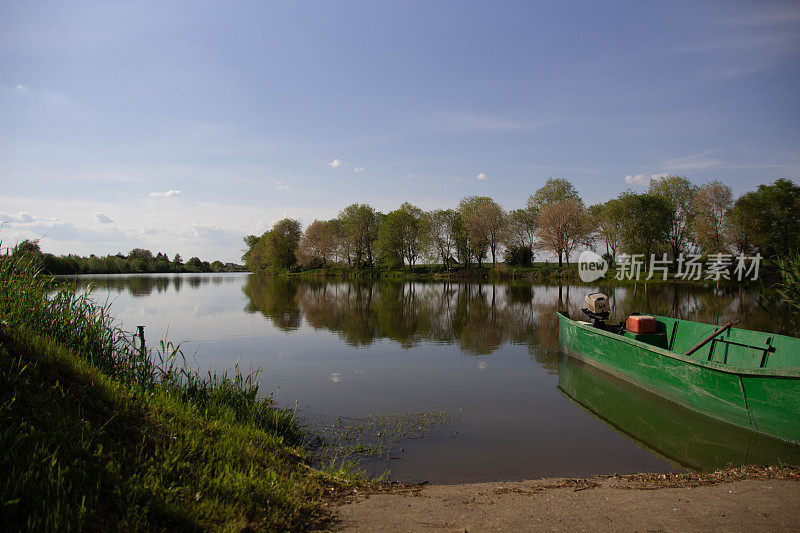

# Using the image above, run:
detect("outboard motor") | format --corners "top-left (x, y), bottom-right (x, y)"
top-left (582, 292), bottom-right (610, 329)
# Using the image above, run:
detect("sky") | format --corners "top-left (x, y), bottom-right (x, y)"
top-left (1, 1), bottom-right (799, 263)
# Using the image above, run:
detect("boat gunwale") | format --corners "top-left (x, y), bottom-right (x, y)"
top-left (557, 311), bottom-right (800, 378)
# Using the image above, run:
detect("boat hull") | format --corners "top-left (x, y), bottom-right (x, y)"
top-left (557, 312), bottom-right (800, 446)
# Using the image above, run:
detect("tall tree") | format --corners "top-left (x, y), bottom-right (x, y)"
top-left (296, 219), bottom-right (343, 267)
top-left (244, 231), bottom-right (271, 270)
top-left (503, 207), bottom-right (538, 260)
top-left (617, 192), bottom-right (675, 262)
top-left (379, 202), bottom-right (427, 267)
top-left (530, 178), bottom-right (584, 266)
top-left (267, 218), bottom-right (302, 269)
top-left (242, 235), bottom-right (259, 266)
top-left (528, 178), bottom-right (580, 212)
top-left (338, 204), bottom-right (380, 268)
top-left (537, 198), bottom-right (589, 267)
top-left (426, 209), bottom-right (459, 269)
top-left (458, 196), bottom-right (505, 268)
top-left (693, 181), bottom-right (733, 254)
top-left (588, 198), bottom-right (626, 263)
top-left (649, 175), bottom-right (698, 259)
top-left (731, 179), bottom-right (800, 257)
top-left (452, 215), bottom-right (472, 267)
top-left (725, 200), bottom-right (757, 255)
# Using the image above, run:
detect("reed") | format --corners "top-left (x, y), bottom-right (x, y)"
top-left (774, 250), bottom-right (800, 314)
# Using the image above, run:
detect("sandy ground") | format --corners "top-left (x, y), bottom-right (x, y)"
top-left (330, 475), bottom-right (800, 532)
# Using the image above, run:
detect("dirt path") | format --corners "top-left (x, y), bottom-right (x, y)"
top-left (331, 470), bottom-right (800, 532)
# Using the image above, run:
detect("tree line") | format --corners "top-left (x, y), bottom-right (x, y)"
top-left (242, 176), bottom-right (800, 273)
top-left (8, 240), bottom-right (245, 275)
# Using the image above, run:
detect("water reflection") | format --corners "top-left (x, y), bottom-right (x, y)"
top-left (243, 276), bottom-right (555, 361)
top-left (558, 356), bottom-right (800, 471)
top-left (63, 273), bottom-right (240, 298)
top-left (242, 275), bottom-right (795, 364)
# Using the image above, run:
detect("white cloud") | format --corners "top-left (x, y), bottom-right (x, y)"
top-left (328, 158), bottom-right (345, 168)
top-left (624, 172), bottom-right (669, 187)
top-left (476, 172), bottom-right (487, 180)
top-left (149, 189), bottom-right (181, 199)
top-left (353, 167), bottom-right (365, 173)
top-left (0, 195), bottom-right (342, 263)
top-left (275, 182), bottom-right (289, 190)
top-left (93, 212), bottom-right (114, 224)
top-left (15, 84), bottom-right (28, 92)
top-left (0, 211), bottom-right (36, 224)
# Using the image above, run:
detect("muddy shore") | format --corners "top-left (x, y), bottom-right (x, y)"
top-left (328, 466), bottom-right (800, 532)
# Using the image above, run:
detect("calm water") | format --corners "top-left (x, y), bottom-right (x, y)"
top-left (69, 273), bottom-right (800, 483)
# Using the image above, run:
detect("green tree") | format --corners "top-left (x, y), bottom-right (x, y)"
top-left (458, 196), bottom-right (505, 268)
top-left (296, 219), bottom-right (343, 267)
top-left (244, 232), bottom-right (272, 271)
top-left (338, 204), bottom-right (379, 268)
top-left (503, 207), bottom-right (538, 261)
top-left (267, 218), bottom-right (302, 269)
top-left (649, 175), bottom-right (698, 259)
top-left (185, 256), bottom-right (204, 271)
top-left (731, 179), bottom-right (800, 257)
top-left (12, 239), bottom-right (42, 259)
top-left (376, 203), bottom-right (426, 268)
top-left (426, 209), bottom-right (459, 269)
top-left (617, 192), bottom-right (675, 262)
top-left (725, 199), bottom-right (757, 255)
top-left (241, 235), bottom-right (260, 267)
top-left (590, 198), bottom-right (626, 263)
top-left (127, 248), bottom-right (154, 272)
top-left (528, 178), bottom-right (579, 212)
top-left (693, 181), bottom-right (733, 254)
top-left (127, 248), bottom-right (153, 261)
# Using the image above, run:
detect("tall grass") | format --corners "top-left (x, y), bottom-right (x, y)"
top-left (774, 250), bottom-right (800, 314)
top-left (0, 246), bottom-right (301, 442)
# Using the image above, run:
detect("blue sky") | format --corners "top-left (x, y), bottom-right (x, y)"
top-left (2, 1), bottom-right (799, 262)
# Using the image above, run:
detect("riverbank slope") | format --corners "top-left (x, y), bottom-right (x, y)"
top-left (0, 253), bottom-right (363, 530)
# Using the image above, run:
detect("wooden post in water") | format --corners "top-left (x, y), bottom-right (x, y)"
top-left (137, 325), bottom-right (146, 357)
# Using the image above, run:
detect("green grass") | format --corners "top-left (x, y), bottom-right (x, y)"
top-left (0, 247), bottom-right (365, 531)
top-left (774, 251), bottom-right (800, 314)
top-left (284, 262), bottom-right (582, 281)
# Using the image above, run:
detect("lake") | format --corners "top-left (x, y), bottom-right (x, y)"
top-left (69, 273), bottom-right (800, 483)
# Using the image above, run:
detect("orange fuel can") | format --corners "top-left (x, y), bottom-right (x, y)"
top-left (626, 315), bottom-right (657, 334)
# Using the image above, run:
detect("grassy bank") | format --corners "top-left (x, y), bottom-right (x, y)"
top-left (283, 262), bottom-right (582, 282)
top-left (0, 251), bottom-right (363, 531)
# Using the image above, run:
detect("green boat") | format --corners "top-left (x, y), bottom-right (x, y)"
top-left (558, 304), bottom-right (800, 446)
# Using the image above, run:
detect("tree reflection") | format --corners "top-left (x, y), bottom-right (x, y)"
top-left (243, 274), bottom-right (302, 331)
top-left (239, 276), bottom-right (792, 359)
